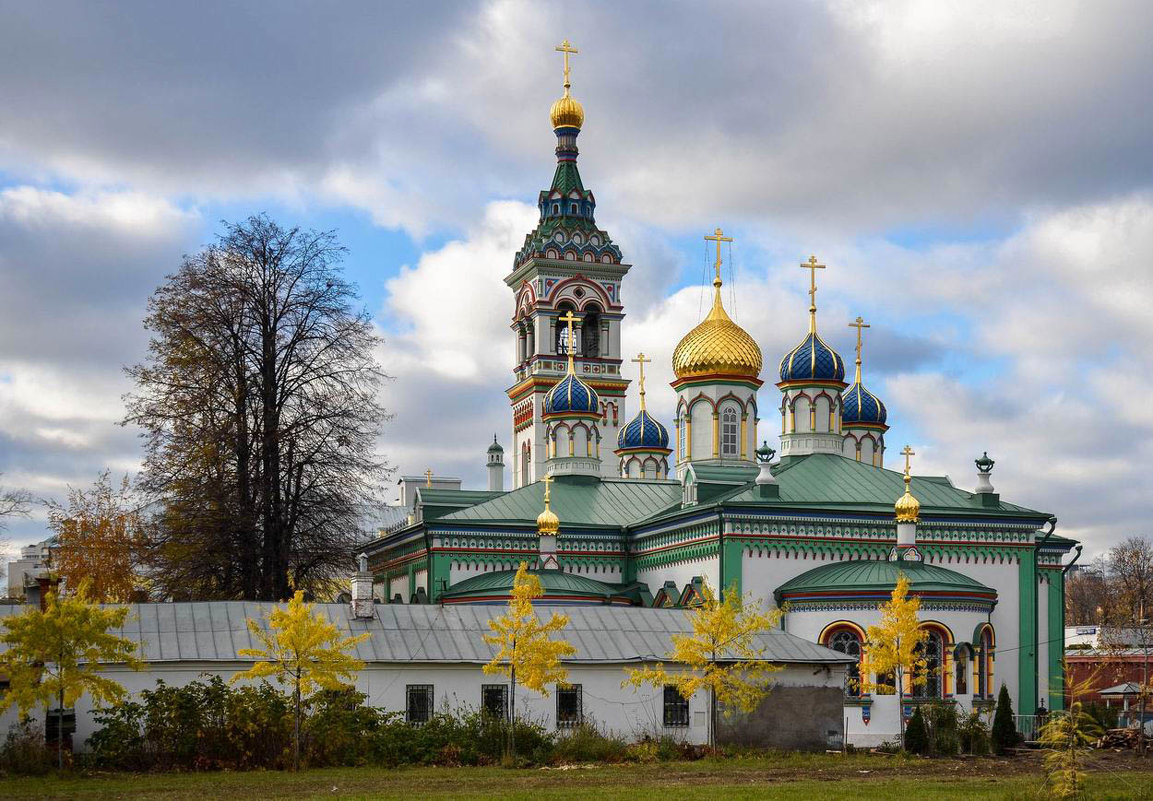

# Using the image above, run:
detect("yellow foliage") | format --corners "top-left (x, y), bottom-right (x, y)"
top-left (857, 574), bottom-right (928, 696)
top-left (623, 580), bottom-right (782, 740)
top-left (1038, 666), bottom-right (1104, 800)
top-left (49, 471), bottom-right (144, 603)
top-left (0, 582), bottom-right (145, 716)
top-left (232, 590), bottom-right (369, 697)
top-left (482, 562), bottom-right (577, 695)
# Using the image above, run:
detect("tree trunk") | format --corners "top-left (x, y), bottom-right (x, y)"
top-left (897, 667), bottom-right (906, 751)
top-left (509, 666), bottom-right (517, 759)
top-left (293, 673), bottom-right (302, 771)
top-left (57, 682), bottom-right (64, 771)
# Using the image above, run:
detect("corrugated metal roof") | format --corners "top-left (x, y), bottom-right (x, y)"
top-left (0, 603), bottom-right (852, 666)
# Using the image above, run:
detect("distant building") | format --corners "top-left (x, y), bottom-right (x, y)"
top-left (6, 538), bottom-right (53, 599)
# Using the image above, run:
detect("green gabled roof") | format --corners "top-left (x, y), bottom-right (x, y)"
top-left (724, 454), bottom-right (1048, 519)
top-left (441, 568), bottom-right (621, 602)
top-left (686, 463), bottom-right (759, 484)
top-left (775, 560), bottom-right (996, 603)
top-left (418, 489), bottom-right (506, 521)
top-left (437, 475), bottom-right (681, 528)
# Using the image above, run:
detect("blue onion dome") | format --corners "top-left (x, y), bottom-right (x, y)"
top-left (842, 381), bottom-right (887, 425)
top-left (779, 331), bottom-right (845, 383)
top-left (544, 372), bottom-right (600, 417)
top-left (617, 409), bottom-right (670, 450)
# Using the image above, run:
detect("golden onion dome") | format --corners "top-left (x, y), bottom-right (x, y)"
top-left (537, 505), bottom-right (560, 536)
top-left (894, 474), bottom-right (921, 523)
top-left (550, 93), bottom-right (585, 129)
top-left (672, 280), bottom-right (763, 379)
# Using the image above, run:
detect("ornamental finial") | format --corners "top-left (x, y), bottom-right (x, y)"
top-left (801, 255), bottom-right (826, 334)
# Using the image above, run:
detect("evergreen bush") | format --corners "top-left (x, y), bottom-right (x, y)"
top-left (959, 711), bottom-right (991, 755)
top-left (923, 702), bottom-right (960, 756)
top-left (904, 706), bottom-right (929, 754)
top-left (991, 684), bottom-right (1019, 755)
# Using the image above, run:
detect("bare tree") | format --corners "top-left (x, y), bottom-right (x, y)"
top-left (125, 215), bottom-right (390, 600)
top-left (1065, 558), bottom-right (1109, 625)
top-left (0, 475), bottom-right (33, 534)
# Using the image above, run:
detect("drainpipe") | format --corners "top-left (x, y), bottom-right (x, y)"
top-left (1034, 517), bottom-right (1057, 713)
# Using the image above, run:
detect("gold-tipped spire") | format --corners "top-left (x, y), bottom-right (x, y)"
top-left (672, 228), bottom-right (762, 379)
top-left (848, 316), bottom-right (870, 385)
top-left (550, 39), bottom-right (585, 129)
top-left (894, 445), bottom-right (920, 523)
top-left (800, 255), bottom-right (826, 334)
top-left (536, 472), bottom-right (559, 535)
top-left (424, 468), bottom-right (433, 488)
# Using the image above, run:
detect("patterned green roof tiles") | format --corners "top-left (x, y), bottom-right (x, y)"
top-left (774, 559), bottom-right (996, 606)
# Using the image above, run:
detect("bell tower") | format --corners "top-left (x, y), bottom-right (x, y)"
top-left (505, 40), bottom-right (630, 488)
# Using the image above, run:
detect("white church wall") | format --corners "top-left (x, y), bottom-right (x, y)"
top-left (388, 575), bottom-right (407, 601)
top-left (1037, 573), bottom-right (1049, 706)
top-left (8, 655), bottom-right (843, 751)
top-left (636, 556), bottom-right (719, 599)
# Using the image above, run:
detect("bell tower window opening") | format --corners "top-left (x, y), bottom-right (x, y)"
top-left (581, 304), bottom-right (601, 357)
top-left (720, 407), bottom-right (739, 458)
top-left (554, 303), bottom-right (578, 356)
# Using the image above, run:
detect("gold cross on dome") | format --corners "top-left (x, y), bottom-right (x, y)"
top-left (555, 39), bottom-right (579, 94)
top-left (800, 255), bottom-right (826, 311)
top-left (632, 353), bottom-right (651, 409)
top-left (848, 316), bottom-right (870, 364)
top-left (558, 309), bottom-right (582, 371)
top-left (541, 471), bottom-right (555, 505)
top-left (900, 445), bottom-right (915, 477)
top-left (424, 468), bottom-right (434, 488)
top-left (704, 227), bottom-right (733, 285)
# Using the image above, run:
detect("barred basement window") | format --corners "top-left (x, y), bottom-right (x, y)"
top-left (556, 685), bottom-right (583, 728)
top-left (407, 684), bottom-right (433, 725)
top-left (663, 685), bottom-right (689, 727)
top-left (482, 684), bottom-right (508, 721)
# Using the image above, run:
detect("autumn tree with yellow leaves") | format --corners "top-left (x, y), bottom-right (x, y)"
top-left (48, 471), bottom-right (145, 603)
top-left (233, 591), bottom-right (370, 770)
top-left (858, 573), bottom-right (929, 750)
top-left (0, 582), bottom-right (144, 768)
top-left (624, 580), bottom-right (782, 750)
top-left (483, 562), bottom-right (577, 757)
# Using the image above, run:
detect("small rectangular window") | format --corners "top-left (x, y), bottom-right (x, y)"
top-left (556, 685), bottom-right (582, 728)
top-left (482, 684), bottom-right (508, 721)
top-left (663, 685), bottom-right (689, 727)
top-left (406, 684), bottom-right (433, 725)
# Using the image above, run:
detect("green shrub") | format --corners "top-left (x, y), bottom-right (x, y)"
top-left (1084, 702), bottom-right (1118, 731)
top-left (959, 711), bottom-right (991, 755)
top-left (551, 722), bottom-right (629, 764)
top-left (922, 702), bottom-right (960, 756)
top-left (0, 720), bottom-right (57, 776)
top-left (904, 706), bottom-right (929, 754)
top-left (991, 684), bottom-right (1019, 755)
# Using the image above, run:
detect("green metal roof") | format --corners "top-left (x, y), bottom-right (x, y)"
top-left (440, 568), bottom-right (622, 602)
top-left (716, 454), bottom-right (1047, 520)
top-left (775, 560), bottom-right (995, 601)
top-left (437, 475), bottom-right (681, 528)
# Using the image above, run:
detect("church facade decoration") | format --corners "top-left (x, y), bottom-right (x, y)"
top-left (362, 42), bottom-right (1078, 748)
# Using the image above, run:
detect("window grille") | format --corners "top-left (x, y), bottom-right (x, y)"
top-left (556, 685), bottom-right (583, 728)
top-left (481, 685), bottom-right (508, 721)
top-left (663, 685), bottom-right (689, 727)
top-left (721, 408), bottom-right (739, 457)
top-left (406, 684), bottom-right (433, 725)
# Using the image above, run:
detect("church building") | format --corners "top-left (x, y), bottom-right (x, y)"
top-left (362, 42), bottom-right (1078, 747)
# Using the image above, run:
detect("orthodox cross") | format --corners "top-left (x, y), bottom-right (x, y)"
top-left (848, 316), bottom-right (870, 365)
top-left (556, 39), bottom-right (579, 95)
top-left (704, 227), bottom-right (733, 285)
top-left (800, 255), bottom-right (825, 314)
top-left (632, 353), bottom-right (651, 409)
top-left (900, 445), bottom-right (915, 477)
top-left (541, 471), bottom-right (555, 507)
top-left (424, 468), bottom-right (433, 488)
top-left (558, 309), bottom-right (582, 371)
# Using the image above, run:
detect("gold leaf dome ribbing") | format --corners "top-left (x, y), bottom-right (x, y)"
top-left (672, 282), bottom-right (763, 379)
top-left (550, 94), bottom-right (585, 129)
top-left (895, 476), bottom-right (920, 523)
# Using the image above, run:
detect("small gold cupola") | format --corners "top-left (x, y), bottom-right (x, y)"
top-left (550, 39), bottom-right (585, 130)
top-left (894, 445), bottom-right (921, 523)
top-left (536, 472), bottom-right (560, 536)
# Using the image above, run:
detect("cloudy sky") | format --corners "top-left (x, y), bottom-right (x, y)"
top-left (1, 0), bottom-right (1151, 560)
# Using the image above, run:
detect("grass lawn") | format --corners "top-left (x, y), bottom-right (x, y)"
top-left (5, 752), bottom-right (1153, 800)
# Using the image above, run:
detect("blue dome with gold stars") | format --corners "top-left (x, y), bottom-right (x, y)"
top-left (779, 332), bottom-right (846, 383)
top-left (617, 410), bottom-right (670, 450)
top-left (842, 381), bottom-right (887, 425)
top-left (544, 373), bottom-right (600, 417)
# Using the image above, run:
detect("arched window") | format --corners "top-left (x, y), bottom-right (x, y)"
top-left (914, 630), bottom-right (944, 699)
top-left (826, 628), bottom-right (862, 697)
top-left (520, 442), bottom-right (530, 487)
top-left (977, 627), bottom-right (994, 698)
top-left (954, 644), bottom-right (971, 695)
top-left (581, 305), bottom-right (601, 357)
top-left (720, 406), bottom-right (739, 458)
top-left (554, 303), bottom-right (577, 355)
